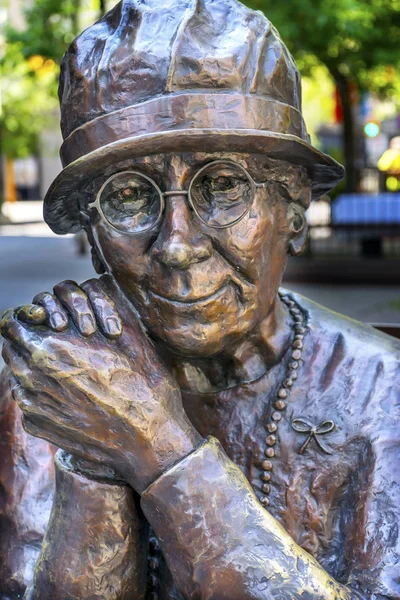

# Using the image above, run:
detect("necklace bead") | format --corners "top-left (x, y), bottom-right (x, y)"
top-left (271, 411), bottom-right (282, 421)
top-left (262, 460), bottom-right (273, 470)
top-left (257, 293), bottom-right (307, 508)
top-left (274, 400), bottom-right (286, 411)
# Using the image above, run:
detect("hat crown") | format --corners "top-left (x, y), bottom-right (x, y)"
top-left (59, 0), bottom-right (302, 139)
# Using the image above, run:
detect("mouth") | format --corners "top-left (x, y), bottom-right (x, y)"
top-left (149, 282), bottom-right (230, 307)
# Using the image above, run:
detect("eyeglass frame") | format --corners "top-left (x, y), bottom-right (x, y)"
top-left (87, 159), bottom-right (268, 234)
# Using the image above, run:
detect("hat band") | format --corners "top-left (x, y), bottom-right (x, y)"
top-left (60, 93), bottom-right (309, 167)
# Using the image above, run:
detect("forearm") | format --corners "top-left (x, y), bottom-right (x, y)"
top-left (28, 450), bottom-right (148, 600)
top-left (141, 437), bottom-right (357, 600)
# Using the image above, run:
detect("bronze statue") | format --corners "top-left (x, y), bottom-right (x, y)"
top-left (1, 1), bottom-right (399, 598)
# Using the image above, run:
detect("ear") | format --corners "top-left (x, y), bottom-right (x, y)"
top-left (286, 204), bottom-right (308, 257)
top-left (79, 210), bottom-right (107, 274)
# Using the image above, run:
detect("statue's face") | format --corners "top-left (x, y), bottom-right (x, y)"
top-left (88, 152), bottom-right (308, 357)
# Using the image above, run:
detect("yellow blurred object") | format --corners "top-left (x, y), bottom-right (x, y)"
top-left (28, 55), bottom-right (45, 71)
top-left (377, 137), bottom-right (400, 174)
top-left (41, 59), bottom-right (56, 74)
top-left (5, 158), bottom-right (17, 203)
top-left (386, 176), bottom-right (400, 192)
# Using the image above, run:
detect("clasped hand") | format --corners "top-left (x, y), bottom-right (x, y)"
top-left (0, 275), bottom-right (199, 493)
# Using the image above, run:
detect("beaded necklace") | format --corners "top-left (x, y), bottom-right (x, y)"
top-left (258, 292), bottom-right (307, 507)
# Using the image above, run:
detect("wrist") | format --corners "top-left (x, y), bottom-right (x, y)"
top-left (125, 418), bottom-right (203, 494)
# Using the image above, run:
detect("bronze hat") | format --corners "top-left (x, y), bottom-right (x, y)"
top-left (44, 0), bottom-right (345, 234)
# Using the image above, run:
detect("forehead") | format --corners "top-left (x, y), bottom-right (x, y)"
top-left (99, 152), bottom-right (297, 181)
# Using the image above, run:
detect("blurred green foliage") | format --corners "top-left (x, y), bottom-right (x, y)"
top-left (1, 45), bottom-right (59, 158)
top-left (0, 0), bottom-right (100, 158)
top-left (6, 0), bottom-right (83, 62)
top-left (243, 0), bottom-right (400, 96)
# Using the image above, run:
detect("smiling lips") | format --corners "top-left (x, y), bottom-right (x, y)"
top-left (149, 282), bottom-right (230, 307)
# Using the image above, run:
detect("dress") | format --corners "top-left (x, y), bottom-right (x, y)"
top-left (1, 292), bottom-right (399, 599)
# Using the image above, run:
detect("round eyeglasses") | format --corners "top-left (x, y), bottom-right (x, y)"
top-left (88, 160), bottom-right (267, 234)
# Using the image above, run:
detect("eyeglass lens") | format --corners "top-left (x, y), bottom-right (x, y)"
top-left (190, 162), bottom-right (254, 228)
top-left (98, 162), bottom-right (254, 233)
top-left (99, 172), bottom-right (162, 233)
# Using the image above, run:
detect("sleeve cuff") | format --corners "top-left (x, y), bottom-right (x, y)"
top-left (56, 449), bottom-right (126, 485)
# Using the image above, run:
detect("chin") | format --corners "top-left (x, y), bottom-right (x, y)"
top-left (143, 306), bottom-right (260, 358)
top-left (127, 280), bottom-right (264, 357)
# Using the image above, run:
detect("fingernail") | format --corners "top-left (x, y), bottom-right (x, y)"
top-left (50, 312), bottom-right (67, 331)
top-left (106, 317), bottom-right (122, 337)
top-left (80, 314), bottom-right (96, 336)
top-left (28, 306), bottom-right (43, 318)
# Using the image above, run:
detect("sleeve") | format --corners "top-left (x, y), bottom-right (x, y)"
top-left (141, 437), bottom-right (358, 600)
top-left (0, 366), bottom-right (57, 598)
top-left (346, 423), bottom-right (400, 599)
top-left (26, 450), bottom-right (149, 600)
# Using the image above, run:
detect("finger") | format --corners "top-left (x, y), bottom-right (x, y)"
top-left (33, 292), bottom-right (69, 332)
top-left (21, 410), bottom-right (94, 461)
top-left (0, 312), bottom-right (40, 359)
top-left (2, 342), bottom-right (36, 391)
top-left (17, 304), bottom-right (47, 326)
top-left (21, 412), bottom-right (64, 447)
top-left (53, 280), bottom-right (96, 337)
top-left (80, 278), bottom-right (123, 339)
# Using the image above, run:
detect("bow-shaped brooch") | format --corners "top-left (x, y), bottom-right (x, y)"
top-left (291, 418), bottom-right (335, 455)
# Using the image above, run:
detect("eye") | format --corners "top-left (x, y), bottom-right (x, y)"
top-left (190, 161), bottom-right (254, 228)
top-left (118, 186), bottom-right (140, 202)
top-left (208, 176), bottom-right (239, 193)
top-left (99, 172), bottom-right (162, 233)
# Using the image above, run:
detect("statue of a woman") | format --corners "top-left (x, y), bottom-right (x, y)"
top-left (1, 1), bottom-right (399, 598)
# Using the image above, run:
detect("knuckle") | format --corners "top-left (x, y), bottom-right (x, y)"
top-left (32, 291), bottom-right (51, 304)
top-left (0, 309), bottom-right (13, 330)
top-left (53, 280), bottom-right (79, 296)
top-left (81, 277), bottom-right (99, 291)
top-left (82, 278), bottom-right (109, 302)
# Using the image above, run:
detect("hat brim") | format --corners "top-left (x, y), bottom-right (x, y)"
top-left (44, 128), bottom-right (344, 234)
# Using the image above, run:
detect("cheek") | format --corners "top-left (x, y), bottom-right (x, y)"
top-left (94, 224), bottom-right (151, 287)
top-left (213, 200), bottom-right (286, 280)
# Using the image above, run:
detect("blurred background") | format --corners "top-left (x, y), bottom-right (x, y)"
top-left (0, 0), bottom-right (400, 363)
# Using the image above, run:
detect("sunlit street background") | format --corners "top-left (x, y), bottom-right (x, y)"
top-left (0, 0), bottom-right (400, 371)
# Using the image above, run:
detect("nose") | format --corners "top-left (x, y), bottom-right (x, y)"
top-left (151, 194), bottom-right (212, 269)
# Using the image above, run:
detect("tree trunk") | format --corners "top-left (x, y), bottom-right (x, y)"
top-left (99, 0), bottom-right (106, 16)
top-left (331, 69), bottom-right (358, 194)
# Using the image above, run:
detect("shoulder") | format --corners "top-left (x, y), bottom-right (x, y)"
top-left (285, 289), bottom-right (400, 430)
top-left (289, 289), bottom-right (400, 359)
